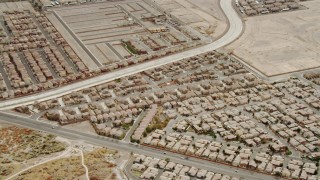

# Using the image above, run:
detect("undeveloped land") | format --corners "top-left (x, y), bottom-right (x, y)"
top-left (0, 126), bottom-right (66, 179)
top-left (12, 148), bottom-right (118, 180)
top-left (0, 126), bottom-right (65, 162)
top-left (12, 155), bottom-right (85, 180)
top-left (64, 120), bottom-right (97, 135)
top-left (226, 0), bottom-right (320, 77)
top-left (84, 148), bottom-right (118, 180)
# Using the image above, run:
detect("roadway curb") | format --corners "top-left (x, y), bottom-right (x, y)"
top-left (141, 144), bottom-right (292, 180)
top-left (0, 0), bottom-right (244, 110)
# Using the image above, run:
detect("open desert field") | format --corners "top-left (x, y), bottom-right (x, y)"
top-left (226, 0), bottom-right (320, 77)
top-left (0, 123), bottom-right (121, 180)
top-left (0, 125), bottom-right (67, 179)
top-left (12, 148), bottom-right (118, 180)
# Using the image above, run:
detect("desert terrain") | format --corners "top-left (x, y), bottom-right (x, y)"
top-left (226, 0), bottom-right (320, 77)
top-left (0, 123), bottom-right (121, 180)
top-left (12, 148), bottom-right (119, 180)
top-left (0, 125), bottom-right (66, 179)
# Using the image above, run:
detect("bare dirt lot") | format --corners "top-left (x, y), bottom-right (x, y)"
top-left (0, 125), bottom-right (67, 179)
top-left (0, 126), bottom-right (66, 162)
top-left (0, 123), bottom-right (121, 180)
top-left (226, 0), bottom-right (320, 77)
top-left (12, 148), bottom-right (118, 180)
top-left (12, 155), bottom-right (86, 180)
top-left (64, 120), bottom-right (97, 135)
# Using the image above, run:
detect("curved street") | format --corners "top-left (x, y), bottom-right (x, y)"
top-left (0, 0), bottom-right (243, 110)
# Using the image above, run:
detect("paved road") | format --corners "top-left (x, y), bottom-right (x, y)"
top-left (0, 111), bottom-right (276, 180)
top-left (0, 63), bottom-right (12, 90)
top-left (51, 11), bottom-right (103, 68)
top-left (123, 110), bottom-right (146, 142)
top-left (0, 0), bottom-right (243, 110)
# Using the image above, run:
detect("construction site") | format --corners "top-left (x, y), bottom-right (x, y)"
top-left (48, 0), bottom-right (209, 68)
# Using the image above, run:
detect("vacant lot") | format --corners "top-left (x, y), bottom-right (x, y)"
top-left (0, 126), bottom-right (66, 179)
top-left (64, 120), bottom-right (97, 135)
top-left (227, 1), bottom-right (320, 77)
top-left (0, 126), bottom-right (65, 163)
top-left (12, 148), bottom-right (118, 180)
top-left (12, 155), bottom-right (85, 180)
top-left (84, 148), bottom-right (118, 180)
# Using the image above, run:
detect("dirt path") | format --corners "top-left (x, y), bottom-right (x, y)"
top-left (80, 149), bottom-right (90, 180)
top-left (5, 146), bottom-right (72, 180)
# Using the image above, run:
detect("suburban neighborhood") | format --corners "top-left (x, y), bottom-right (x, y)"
top-left (0, 0), bottom-right (319, 179)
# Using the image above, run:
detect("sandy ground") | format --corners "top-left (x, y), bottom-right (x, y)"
top-left (226, 1), bottom-right (320, 77)
top-left (185, 0), bottom-right (226, 21)
top-left (64, 120), bottom-right (97, 135)
top-left (155, 0), bottom-right (227, 39)
top-left (11, 147), bottom-right (119, 180)
top-left (0, 122), bottom-right (12, 128)
top-left (0, 126), bottom-right (71, 179)
top-left (0, 121), bottom-right (125, 179)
